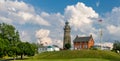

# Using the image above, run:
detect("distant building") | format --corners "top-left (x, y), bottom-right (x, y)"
top-left (94, 42), bottom-right (113, 50)
top-left (73, 35), bottom-right (94, 50)
top-left (38, 46), bottom-right (47, 53)
top-left (63, 21), bottom-right (71, 49)
top-left (38, 45), bottom-right (60, 53)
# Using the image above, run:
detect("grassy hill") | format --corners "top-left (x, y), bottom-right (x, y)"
top-left (32, 50), bottom-right (120, 61)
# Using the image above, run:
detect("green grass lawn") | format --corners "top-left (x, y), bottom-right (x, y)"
top-left (13, 58), bottom-right (110, 61)
top-left (32, 50), bottom-right (120, 60)
top-left (5, 50), bottom-right (120, 61)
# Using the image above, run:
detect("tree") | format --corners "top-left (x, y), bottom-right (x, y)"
top-left (24, 42), bottom-right (36, 56)
top-left (0, 23), bottom-right (36, 59)
top-left (65, 43), bottom-right (71, 49)
top-left (0, 38), bottom-right (9, 57)
top-left (0, 23), bottom-right (20, 58)
top-left (17, 42), bottom-right (36, 59)
top-left (17, 42), bottom-right (25, 59)
top-left (113, 41), bottom-right (120, 53)
top-left (31, 43), bottom-right (38, 54)
top-left (0, 38), bottom-right (5, 57)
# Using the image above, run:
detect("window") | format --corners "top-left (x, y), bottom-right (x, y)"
top-left (84, 44), bottom-right (88, 48)
top-left (79, 45), bottom-right (81, 48)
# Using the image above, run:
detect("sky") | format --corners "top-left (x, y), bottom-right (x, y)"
top-left (0, 0), bottom-right (120, 48)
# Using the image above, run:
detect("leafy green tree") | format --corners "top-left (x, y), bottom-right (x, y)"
top-left (17, 42), bottom-right (25, 59)
top-left (0, 23), bottom-right (20, 58)
top-left (24, 42), bottom-right (35, 56)
top-left (31, 43), bottom-right (38, 54)
top-left (65, 43), bottom-right (71, 49)
top-left (17, 42), bottom-right (36, 59)
top-left (0, 38), bottom-right (9, 57)
top-left (113, 41), bottom-right (120, 53)
top-left (0, 23), bottom-right (36, 59)
top-left (0, 38), bottom-right (5, 57)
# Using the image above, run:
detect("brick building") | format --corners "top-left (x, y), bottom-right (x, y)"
top-left (73, 35), bottom-right (94, 50)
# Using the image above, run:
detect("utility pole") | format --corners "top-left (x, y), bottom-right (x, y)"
top-left (99, 19), bottom-right (103, 50)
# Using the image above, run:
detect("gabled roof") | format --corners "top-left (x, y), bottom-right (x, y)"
top-left (73, 35), bottom-right (93, 42)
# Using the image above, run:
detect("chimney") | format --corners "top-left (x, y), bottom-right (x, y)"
top-left (90, 34), bottom-right (92, 37)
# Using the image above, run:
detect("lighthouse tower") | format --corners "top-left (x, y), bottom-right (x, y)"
top-left (63, 21), bottom-right (71, 49)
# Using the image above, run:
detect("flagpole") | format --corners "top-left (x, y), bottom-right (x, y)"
top-left (99, 19), bottom-right (103, 50)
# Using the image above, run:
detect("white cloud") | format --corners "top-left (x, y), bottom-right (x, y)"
top-left (64, 2), bottom-right (99, 42)
top-left (65, 2), bottom-right (98, 31)
top-left (0, 16), bottom-right (12, 23)
top-left (103, 7), bottom-right (120, 26)
top-left (36, 29), bottom-right (50, 38)
top-left (1, 0), bottom-right (120, 48)
top-left (102, 7), bottom-right (120, 41)
top-left (52, 40), bottom-right (63, 48)
top-left (0, 0), bottom-right (63, 47)
top-left (40, 37), bottom-right (52, 46)
top-left (35, 29), bottom-right (52, 46)
top-left (107, 25), bottom-right (120, 35)
top-left (0, 0), bottom-right (50, 26)
top-left (18, 12), bottom-right (33, 21)
top-left (20, 31), bottom-right (31, 42)
top-left (41, 12), bottom-right (64, 27)
top-left (64, 3), bottom-right (120, 43)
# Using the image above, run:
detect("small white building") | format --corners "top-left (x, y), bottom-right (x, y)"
top-left (54, 46), bottom-right (60, 51)
top-left (47, 46), bottom-right (54, 51)
top-left (38, 45), bottom-right (60, 53)
top-left (38, 46), bottom-right (47, 53)
top-left (94, 42), bottom-right (113, 50)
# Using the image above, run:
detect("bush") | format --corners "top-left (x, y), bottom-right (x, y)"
top-left (65, 43), bottom-right (71, 49)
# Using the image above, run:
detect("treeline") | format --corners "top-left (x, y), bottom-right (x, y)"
top-left (0, 23), bottom-right (37, 59)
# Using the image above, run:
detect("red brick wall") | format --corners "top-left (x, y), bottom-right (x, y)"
top-left (74, 42), bottom-right (88, 49)
top-left (88, 38), bottom-right (94, 48)
top-left (74, 38), bottom-right (94, 50)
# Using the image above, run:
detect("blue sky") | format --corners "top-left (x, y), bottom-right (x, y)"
top-left (0, 0), bottom-right (120, 48)
top-left (23, 0), bottom-right (120, 14)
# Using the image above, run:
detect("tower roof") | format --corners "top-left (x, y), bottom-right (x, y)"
top-left (65, 21), bottom-right (69, 25)
top-left (64, 21), bottom-right (71, 30)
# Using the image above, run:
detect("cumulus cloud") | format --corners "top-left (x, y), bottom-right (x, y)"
top-left (20, 31), bottom-right (31, 42)
top-left (0, 0), bottom-right (65, 47)
top-left (104, 7), bottom-right (120, 26)
top-left (39, 37), bottom-right (52, 46)
top-left (102, 7), bottom-right (120, 41)
top-left (41, 12), bottom-right (64, 27)
top-left (107, 25), bottom-right (120, 35)
top-left (64, 2), bottom-right (120, 44)
top-left (65, 2), bottom-right (98, 31)
top-left (64, 2), bottom-right (99, 42)
top-left (1, 0), bottom-right (120, 48)
top-left (36, 29), bottom-right (52, 46)
top-left (52, 40), bottom-right (63, 48)
top-left (0, 0), bottom-right (50, 26)
top-left (36, 29), bottom-right (50, 38)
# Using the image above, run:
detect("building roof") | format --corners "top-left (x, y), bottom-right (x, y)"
top-left (73, 35), bottom-right (92, 42)
top-left (47, 46), bottom-right (52, 48)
